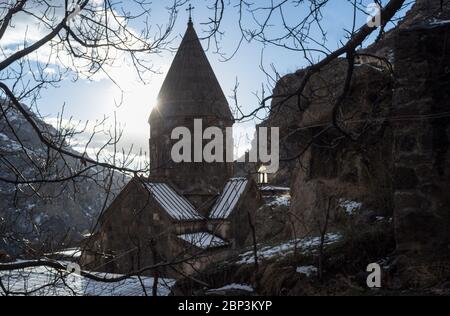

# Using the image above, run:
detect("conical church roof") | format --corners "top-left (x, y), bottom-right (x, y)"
top-left (150, 20), bottom-right (233, 121)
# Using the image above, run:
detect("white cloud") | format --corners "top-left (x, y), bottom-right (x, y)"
top-left (0, 12), bottom-right (48, 47)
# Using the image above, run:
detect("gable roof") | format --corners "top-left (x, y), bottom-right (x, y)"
top-left (177, 232), bottom-right (228, 249)
top-left (144, 182), bottom-right (203, 221)
top-left (150, 20), bottom-right (233, 121)
top-left (141, 177), bottom-right (253, 222)
top-left (209, 178), bottom-right (249, 219)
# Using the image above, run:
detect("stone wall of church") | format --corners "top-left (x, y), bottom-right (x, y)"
top-left (208, 179), bottom-right (262, 249)
top-left (80, 179), bottom-right (176, 276)
top-left (80, 177), bottom-right (244, 278)
top-left (80, 180), bottom-right (158, 274)
top-left (150, 116), bottom-right (234, 210)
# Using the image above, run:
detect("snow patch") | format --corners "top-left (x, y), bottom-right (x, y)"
top-left (0, 132), bottom-right (22, 152)
top-left (269, 194), bottom-right (291, 207)
top-left (237, 233), bottom-right (341, 265)
top-left (207, 283), bottom-right (254, 293)
top-left (0, 132), bottom-right (37, 155)
top-left (0, 133), bottom-right (9, 141)
top-left (26, 203), bottom-right (36, 210)
top-left (339, 199), bottom-right (362, 216)
top-left (430, 19), bottom-right (450, 26)
top-left (296, 266), bottom-right (318, 277)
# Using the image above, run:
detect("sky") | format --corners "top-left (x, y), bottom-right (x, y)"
top-left (1, 0), bottom-right (411, 166)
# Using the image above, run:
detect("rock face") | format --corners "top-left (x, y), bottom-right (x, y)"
top-left (392, 23), bottom-right (450, 256)
top-left (264, 58), bottom-right (394, 236)
top-left (261, 0), bottom-right (450, 271)
top-left (0, 102), bottom-right (124, 256)
top-left (172, 0), bottom-right (450, 293)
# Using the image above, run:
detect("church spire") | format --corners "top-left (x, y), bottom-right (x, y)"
top-left (150, 10), bottom-right (233, 121)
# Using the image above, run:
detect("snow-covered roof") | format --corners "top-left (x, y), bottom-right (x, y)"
top-left (177, 232), bottom-right (228, 249)
top-left (209, 178), bottom-right (248, 219)
top-left (145, 183), bottom-right (203, 221)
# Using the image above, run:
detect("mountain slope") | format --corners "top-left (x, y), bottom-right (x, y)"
top-left (0, 100), bottom-right (126, 257)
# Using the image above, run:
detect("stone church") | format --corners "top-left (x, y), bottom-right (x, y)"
top-left (80, 18), bottom-right (262, 278)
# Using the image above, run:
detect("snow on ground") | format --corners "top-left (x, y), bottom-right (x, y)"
top-left (268, 194), bottom-right (291, 207)
top-left (0, 132), bottom-right (22, 152)
top-left (430, 19), bottom-right (450, 26)
top-left (237, 233), bottom-right (342, 265)
top-left (48, 248), bottom-right (82, 259)
top-left (207, 283), bottom-right (254, 294)
top-left (0, 132), bottom-right (9, 142)
top-left (0, 132), bottom-right (38, 156)
top-left (296, 266), bottom-right (318, 277)
top-left (339, 199), bottom-right (362, 216)
top-left (0, 263), bottom-right (175, 296)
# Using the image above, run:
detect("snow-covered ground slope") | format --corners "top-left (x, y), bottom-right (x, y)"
top-left (237, 233), bottom-right (341, 265)
top-left (0, 264), bottom-right (174, 296)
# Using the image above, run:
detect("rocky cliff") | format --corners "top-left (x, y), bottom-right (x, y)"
top-left (260, 0), bottom-right (450, 288)
top-left (191, 1), bottom-right (450, 294)
top-left (163, 1), bottom-right (450, 296)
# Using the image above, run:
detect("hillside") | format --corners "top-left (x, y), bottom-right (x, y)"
top-left (0, 100), bottom-right (126, 257)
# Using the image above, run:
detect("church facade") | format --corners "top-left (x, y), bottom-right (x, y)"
top-left (80, 19), bottom-right (262, 278)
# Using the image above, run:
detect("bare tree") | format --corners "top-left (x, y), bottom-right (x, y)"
top-left (0, 0), bottom-right (424, 296)
top-left (0, 0), bottom-right (186, 295)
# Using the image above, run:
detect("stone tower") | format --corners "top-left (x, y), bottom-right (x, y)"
top-left (149, 18), bottom-right (234, 209)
